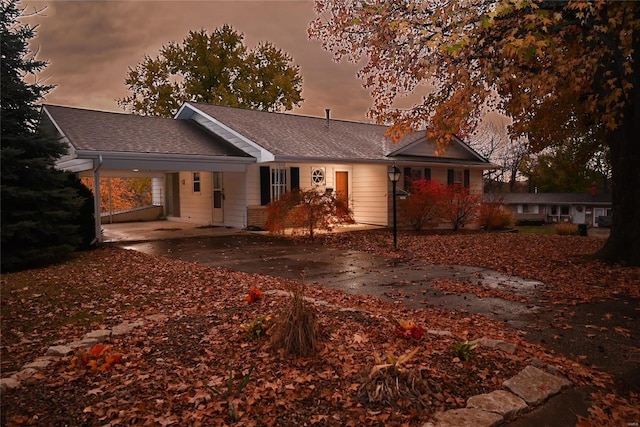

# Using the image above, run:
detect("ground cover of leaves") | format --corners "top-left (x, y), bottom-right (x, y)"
top-left (1, 232), bottom-right (638, 426)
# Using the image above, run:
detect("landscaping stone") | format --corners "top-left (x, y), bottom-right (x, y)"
top-left (467, 390), bottom-right (528, 418)
top-left (83, 329), bottom-right (111, 341)
top-left (112, 321), bottom-right (144, 336)
top-left (46, 345), bottom-right (74, 357)
top-left (471, 337), bottom-right (517, 354)
top-left (14, 368), bottom-right (38, 380)
top-left (503, 365), bottom-right (571, 406)
top-left (427, 408), bottom-right (503, 427)
top-left (69, 338), bottom-right (99, 349)
top-left (0, 377), bottom-right (20, 392)
top-left (146, 314), bottom-right (168, 322)
top-left (22, 359), bottom-right (52, 370)
top-left (428, 329), bottom-right (452, 336)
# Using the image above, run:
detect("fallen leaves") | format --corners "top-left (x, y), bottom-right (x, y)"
top-left (2, 232), bottom-right (638, 425)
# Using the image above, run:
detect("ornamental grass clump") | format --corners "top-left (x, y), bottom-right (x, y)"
top-left (269, 278), bottom-right (318, 357)
top-left (357, 348), bottom-right (440, 410)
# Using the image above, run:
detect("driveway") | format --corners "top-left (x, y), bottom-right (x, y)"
top-left (117, 232), bottom-right (543, 327)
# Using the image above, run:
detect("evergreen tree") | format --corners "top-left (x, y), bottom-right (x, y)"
top-left (1, 0), bottom-right (92, 271)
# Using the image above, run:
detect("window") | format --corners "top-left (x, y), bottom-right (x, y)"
top-left (403, 167), bottom-right (431, 190)
top-left (271, 167), bottom-right (287, 201)
top-left (447, 169), bottom-right (470, 188)
top-left (311, 168), bottom-right (325, 185)
top-left (560, 205), bottom-right (570, 215)
top-left (520, 204), bottom-right (540, 214)
top-left (193, 172), bottom-right (201, 193)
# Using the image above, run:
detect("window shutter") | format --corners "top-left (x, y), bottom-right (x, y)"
top-left (290, 167), bottom-right (300, 190)
top-left (403, 167), bottom-right (411, 188)
top-left (260, 166), bottom-right (271, 205)
top-left (464, 169), bottom-right (470, 188)
top-left (447, 169), bottom-right (454, 185)
top-left (424, 168), bottom-right (431, 181)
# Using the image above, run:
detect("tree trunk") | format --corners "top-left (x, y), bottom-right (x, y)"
top-left (599, 35), bottom-right (640, 266)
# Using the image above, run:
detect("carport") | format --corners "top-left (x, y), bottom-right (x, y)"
top-left (41, 105), bottom-right (255, 243)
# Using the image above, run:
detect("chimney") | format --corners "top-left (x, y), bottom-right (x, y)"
top-left (325, 109), bottom-right (330, 128)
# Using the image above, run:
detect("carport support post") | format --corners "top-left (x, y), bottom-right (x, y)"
top-left (93, 157), bottom-right (103, 244)
top-left (388, 165), bottom-right (401, 248)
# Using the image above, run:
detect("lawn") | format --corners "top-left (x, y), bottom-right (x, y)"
top-left (1, 232), bottom-right (638, 426)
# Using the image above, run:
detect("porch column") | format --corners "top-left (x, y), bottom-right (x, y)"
top-left (93, 157), bottom-right (103, 244)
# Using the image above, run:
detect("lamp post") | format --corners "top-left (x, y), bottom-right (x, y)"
top-left (388, 165), bottom-right (401, 248)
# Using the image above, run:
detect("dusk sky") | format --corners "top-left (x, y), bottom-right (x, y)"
top-left (23, 0), bottom-right (379, 122)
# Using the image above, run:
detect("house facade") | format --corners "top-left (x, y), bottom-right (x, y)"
top-left (499, 193), bottom-right (612, 226)
top-left (42, 103), bottom-right (497, 241)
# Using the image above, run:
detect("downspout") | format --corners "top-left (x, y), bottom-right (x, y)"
top-left (91, 155), bottom-right (103, 245)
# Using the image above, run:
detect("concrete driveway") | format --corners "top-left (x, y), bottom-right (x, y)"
top-left (109, 222), bottom-right (543, 327)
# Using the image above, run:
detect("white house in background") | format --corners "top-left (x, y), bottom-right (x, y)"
top-left (41, 103), bottom-right (498, 241)
top-left (499, 192), bottom-right (612, 226)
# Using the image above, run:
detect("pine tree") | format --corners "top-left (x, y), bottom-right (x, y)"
top-left (1, 0), bottom-right (92, 271)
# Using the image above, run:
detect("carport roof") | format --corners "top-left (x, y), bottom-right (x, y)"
top-left (42, 104), bottom-right (252, 158)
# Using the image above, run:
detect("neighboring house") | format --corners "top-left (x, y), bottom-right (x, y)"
top-left (498, 192), bottom-right (612, 226)
top-left (41, 103), bottom-right (498, 241)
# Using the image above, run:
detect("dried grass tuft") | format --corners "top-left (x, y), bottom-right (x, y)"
top-left (357, 349), bottom-right (440, 410)
top-left (269, 278), bottom-right (319, 358)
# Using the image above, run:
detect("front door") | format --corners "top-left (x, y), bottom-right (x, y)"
top-left (166, 173), bottom-right (180, 217)
top-left (335, 171), bottom-right (349, 206)
top-left (212, 172), bottom-right (223, 223)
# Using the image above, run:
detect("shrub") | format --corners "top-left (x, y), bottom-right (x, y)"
top-left (555, 223), bottom-right (579, 235)
top-left (442, 185), bottom-right (481, 230)
top-left (479, 201), bottom-right (515, 230)
top-left (265, 189), bottom-right (353, 239)
top-left (398, 179), bottom-right (447, 231)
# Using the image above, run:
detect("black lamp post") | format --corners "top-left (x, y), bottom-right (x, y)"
top-left (388, 165), bottom-right (401, 248)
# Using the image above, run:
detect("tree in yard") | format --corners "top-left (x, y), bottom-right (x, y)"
top-left (1, 0), bottom-right (93, 271)
top-left (118, 25), bottom-right (303, 117)
top-left (471, 120), bottom-right (530, 193)
top-left (520, 135), bottom-right (611, 193)
top-left (398, 179), bottom-right (447, 231)
top-left (310, 1), bottom-right (640, 265)
top-left (265, 188), bottom-right (353, 240)
top-left (81, 177), bottom-right (152, 213)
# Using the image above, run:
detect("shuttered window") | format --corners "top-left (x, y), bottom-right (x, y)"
top-left (259, 166), bottom-right (300, 205)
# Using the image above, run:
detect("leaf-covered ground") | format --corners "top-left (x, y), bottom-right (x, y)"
top-left (1, 232), bottom-right (639, 426)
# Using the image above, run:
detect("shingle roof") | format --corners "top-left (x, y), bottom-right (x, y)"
top-left (500, 193), bottom-right (611, 205)
top-left (188, 103), bottom-right (415, 161)
top-left (43, 105), bottom-right (251, 158)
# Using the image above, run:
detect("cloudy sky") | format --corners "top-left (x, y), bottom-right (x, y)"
top-left (22, 0), bottom-right (377, 122)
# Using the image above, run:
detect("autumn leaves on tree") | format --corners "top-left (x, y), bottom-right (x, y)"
top-left (310, 0), bottom-right (640, 265)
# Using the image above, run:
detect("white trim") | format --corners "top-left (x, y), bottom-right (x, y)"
top-left (178, 103), bottom-right (275, 162)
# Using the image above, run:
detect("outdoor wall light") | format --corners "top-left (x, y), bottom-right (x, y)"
top-left (388, 165), bottom-right (401, 248)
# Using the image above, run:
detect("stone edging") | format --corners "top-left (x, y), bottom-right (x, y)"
top-left (0, 314), bottom-right (168, 394)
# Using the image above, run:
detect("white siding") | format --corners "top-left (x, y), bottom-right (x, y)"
top-left (246, 165), bottom-right (261, 207)
top-left (178, 171), bottom-right (213, 224)
top-left (352, 164), bottom-right (388, 225)
top-left (222, 171), bottom-right (247, 228)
